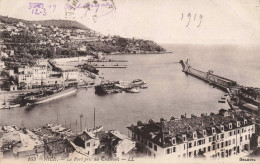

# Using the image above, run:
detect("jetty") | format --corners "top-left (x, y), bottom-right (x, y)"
top-left (180, 59), bottom-right (260, 115)
top-left (180, 59), bottom-right (237, 91)
top-left (94, 65), bottom-right (127, 68)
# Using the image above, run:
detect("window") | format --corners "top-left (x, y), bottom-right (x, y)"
top-left (87, 142), bottom-right (90, 147)
top-left (149, 142), bottom-right (153, 148)
top-left (172, 138), bottom-right (176, 144)
top-left (229, 132), bottom-right (232, 136)
top-left (221, 134), bottom-right (224, 139)
top-left (213, 145), bottom-right (215, 150)
top-left (233, 139), bottom-right (235, 144)
top-left (173, 147), bottom-right (176, 152)
top-left (245, 135), bottom-right (247, 140)
top-left (209, 137), bottom-right (211, 142)
top-left (221, 142), bottom-right (224, 148)
top-left (213, 136), bottom-right (216, 141)
top-left (184, 144), bottom-right (185, 150)
top-left (194, 150), bottom-right (197, 156)
top-left (234, 130), bottom-right (236, 135)
top-left (217, 135), bottom-right (219, 140)
top-left (229, 140), bottom-right (231, 145)
top-left (189, 152), bottom-right (192, 157)
top-left (225, 141), bottom-right (228, 146)
top-left (189, 143), bottom-right (192, 148)
top-left (183, 136), bottom-right (186, 142)
top-left (166, 148), bottom-right (171, 154)
top-left (217, 143), bottom-right (219, 149)
top-left (203, 147), bottom-right (206, 152)
top-left (208, 146), bottom-right (211, 152)
top-left (154, 145), bottom-right (157, 151)
top-left (240, 137), bottom-right (242, 142)
top-left (194, 141), bottom-right (196, 147)
top-left (237, 129), bottom-right (240, 134)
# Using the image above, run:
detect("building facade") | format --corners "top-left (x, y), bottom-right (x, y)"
top-left (127, 110), bottom-right (256, 159)
top-left (16, 60), bottom-right (80, 88)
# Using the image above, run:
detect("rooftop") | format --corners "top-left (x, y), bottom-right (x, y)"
top-left (127, 110), bottom-right (255, 148)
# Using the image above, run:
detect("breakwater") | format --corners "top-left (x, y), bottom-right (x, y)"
top-left (180, 59), bottom-right (237, 91)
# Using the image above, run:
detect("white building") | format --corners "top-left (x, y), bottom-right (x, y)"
top-left (128, 110), bottom-right (256, 159)
top-left (0, 61), bottom-right (5, 69)
top-left (73, 131), bottom-right (100, 155)
top-left (62, 70), bottom-right (78, 81)
top-left (109, 130), bottom-right (136, 157)
top-left (17, 62), bottom-right (56, 88)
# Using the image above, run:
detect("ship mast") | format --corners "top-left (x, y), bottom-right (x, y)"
top-left (94, 107), bottom-right (95, 129)
top-left (3, 94), bottom-right (6, 105)
top-left (80, 114), bottom-right (83, 132)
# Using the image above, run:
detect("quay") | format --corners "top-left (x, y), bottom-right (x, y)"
top-left (94, 66), bottom-right (127, 68)
top-left (86, 59), bottom-right (128, 62)
top-left (180, 59), bottom-right (237, 91)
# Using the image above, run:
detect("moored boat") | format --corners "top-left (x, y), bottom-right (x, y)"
top-left (125, 88), bottom-right (140, 93)
top-left (23, 87), bottom-right (77, 105)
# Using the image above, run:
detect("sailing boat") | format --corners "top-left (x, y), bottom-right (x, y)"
top-left (3, 94), bottom-right (6, 105)
top-left (1, 94), bottom-right (20, 109)
top-left (85, 108), bottom-right (103, 133)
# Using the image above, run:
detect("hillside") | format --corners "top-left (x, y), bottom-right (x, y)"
top-left (31, 20), bottom-right (91, 30)
top-left (0, 15), bottom-right (90, 30)
top-left (0, 15), bottom-right (166, 69)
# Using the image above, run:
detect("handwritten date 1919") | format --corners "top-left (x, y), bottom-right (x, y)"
top-left (181, 13), bottom-right (203, 28)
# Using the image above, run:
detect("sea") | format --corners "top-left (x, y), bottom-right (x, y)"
top-left (0, 44), bottom-right (259, 134)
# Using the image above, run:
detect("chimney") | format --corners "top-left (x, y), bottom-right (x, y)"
top-left (170, 116), bottom-right (175, 121)
top-left (160, 118), bottom-right (166, 123)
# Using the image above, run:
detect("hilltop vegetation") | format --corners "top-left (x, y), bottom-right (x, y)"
top-left (0, 16), bottom-right (90, 30)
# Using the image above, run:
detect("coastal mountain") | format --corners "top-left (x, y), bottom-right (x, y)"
top-left (0, 16), bottom-right (90, 30)
top-left (0, 15), bottom-right (166, 69)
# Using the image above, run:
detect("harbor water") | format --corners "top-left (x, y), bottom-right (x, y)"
top-left (0, 44), bottom-right (259, 134)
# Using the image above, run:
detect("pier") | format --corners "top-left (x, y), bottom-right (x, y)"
top-left (180, 59), bottom-right (237, 91)
top-left (94, 66), bottom-right (127, 68)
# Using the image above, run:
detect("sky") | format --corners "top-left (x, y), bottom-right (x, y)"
top-left (0, 0), bottom-right (259, 45)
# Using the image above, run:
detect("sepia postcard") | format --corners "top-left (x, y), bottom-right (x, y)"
top-left (0, 0), bottom-right (260, 163)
